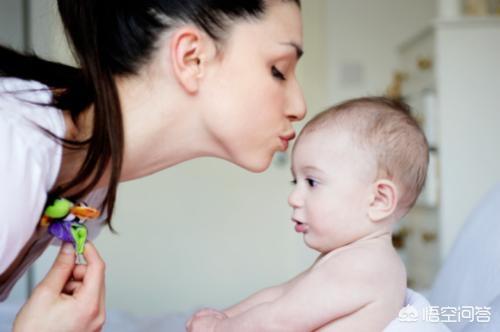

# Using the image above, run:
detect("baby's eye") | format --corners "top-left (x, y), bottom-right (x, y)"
top-left (306, 178), bottom-right (318, 188)
top-left (290, 179), bottom-right (297, 185)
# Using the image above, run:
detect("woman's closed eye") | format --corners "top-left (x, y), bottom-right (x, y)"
top-left (271, 66), bottom-right (286, 81)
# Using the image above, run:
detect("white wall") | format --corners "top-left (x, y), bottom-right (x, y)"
top-left (296, 0), bottom-right (330, 121)
top-left (325, 0), bottom-right (437, 104)
top-left (439, 0), bottom-right (462, 19)
top-left (0, 0), bottom-right (24, 51)
top-left (29, 0), bottom-right (73, 63)
top-left (97, 160), bottom-right (303, 314)
top-left (436, 18), bottom-right (500, 257)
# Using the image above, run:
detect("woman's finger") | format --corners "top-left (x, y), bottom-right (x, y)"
top-left (186, 317), bottom-right (193, 330)
top-left (63, 280), bottom-right (83, 295)
top-left (98, 280), bottom-right (106, 324)
top-left (72, 264), bottom-right (87, 281)
top-left (36, 243), bottom-right (75, 295)
top-left (76, 242), bottom-right (106, 304)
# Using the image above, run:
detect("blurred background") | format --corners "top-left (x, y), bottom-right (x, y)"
top-left (1, 0), bottom-right (500, 317)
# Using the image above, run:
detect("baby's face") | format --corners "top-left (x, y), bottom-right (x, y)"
top-left (289, 129), bottom-right (378, 252)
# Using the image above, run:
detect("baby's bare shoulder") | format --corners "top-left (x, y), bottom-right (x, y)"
top-left (314, 242), bottom-right (406, 293)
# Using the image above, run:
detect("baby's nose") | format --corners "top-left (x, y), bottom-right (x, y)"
top-left (288, 190), bottom-right (302, 208)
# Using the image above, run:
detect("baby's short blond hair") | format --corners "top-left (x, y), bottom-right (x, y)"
top-left (300, 97), bottom-right (429, 215)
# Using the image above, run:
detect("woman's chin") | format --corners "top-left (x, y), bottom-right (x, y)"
top-left (233, 154), bottom-right (273, 173)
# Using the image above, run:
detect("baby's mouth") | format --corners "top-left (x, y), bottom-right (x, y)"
top-left (293, 219), bottom-right (308, 233)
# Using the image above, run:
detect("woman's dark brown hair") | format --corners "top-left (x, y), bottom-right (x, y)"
top-left (0, 0), bottom-right (300, 228)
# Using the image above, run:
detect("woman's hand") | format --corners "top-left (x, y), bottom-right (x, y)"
top-left (13, 242), bottom-right (106, 332)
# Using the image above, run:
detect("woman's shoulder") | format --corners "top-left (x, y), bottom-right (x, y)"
top-left (0, 77), bottom-right (65, 141)
top-left (0, 77), bottom-right (65, 174)
top-left (0, 77), bottom-right (65, 275)
top-left (0, 77), bottom-right (52, 102)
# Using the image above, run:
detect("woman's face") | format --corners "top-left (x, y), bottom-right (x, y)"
top-left (201, 2), bottom-right (306, 172)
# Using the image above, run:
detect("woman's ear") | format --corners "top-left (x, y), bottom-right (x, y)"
top-left (169, 27), bottom-right (214, 94)
top-left (368, 179), bottom-right (399, 222)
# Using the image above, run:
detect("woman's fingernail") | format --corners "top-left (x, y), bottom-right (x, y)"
top-left (62, 243), bottom-right (74, 254)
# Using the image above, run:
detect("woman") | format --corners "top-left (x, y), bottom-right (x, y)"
top-left (0, 0), bottom-right (305, 330)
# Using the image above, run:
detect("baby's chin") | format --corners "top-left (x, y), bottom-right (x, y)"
top-left (303, 234), bottom-right (369, 253)
top-left (302, 236), bottom-right (338, 253)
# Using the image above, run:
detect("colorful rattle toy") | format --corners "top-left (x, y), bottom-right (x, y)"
top-left (40, 198), bottom-right (100, 264)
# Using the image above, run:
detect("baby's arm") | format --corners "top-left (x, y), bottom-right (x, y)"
top-left (223, 285), bottom-right (283, 318)
top-left (214, 253), bottom-right (378, 332)
top-left (223, 270), bottom-right (309, 317)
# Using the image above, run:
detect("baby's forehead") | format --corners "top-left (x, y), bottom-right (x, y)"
top-left (291, 128), bottom-right (377, 171)
top-left (294, 124), bottom-right (366, 153)
top-left (315, 110), bottom-right (371, 135)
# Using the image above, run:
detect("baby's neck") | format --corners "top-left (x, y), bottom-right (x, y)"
top-left (353, 229), bottom-right (393, 246)
top-left (324, 230), bottom-right (393, 255)
top-left (314, 230), bottom-right (394, 267)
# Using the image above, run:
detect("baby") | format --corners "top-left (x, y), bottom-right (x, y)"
top-left (187, 97), bottom-right (429, 332)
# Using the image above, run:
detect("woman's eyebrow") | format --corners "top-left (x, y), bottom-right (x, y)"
top-left (279, 41), bottom-right (303, 59)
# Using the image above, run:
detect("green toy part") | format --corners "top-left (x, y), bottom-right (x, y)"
top-left (70, 224), bottom-right (88, 255)
top-left (44, 198), bottom-right (73, 219)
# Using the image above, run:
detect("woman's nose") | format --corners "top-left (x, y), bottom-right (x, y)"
top-left (286, 80), bottom-right (306, 122)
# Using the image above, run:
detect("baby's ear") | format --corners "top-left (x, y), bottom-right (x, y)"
top-left (368, 179), bottom-right (398, 222)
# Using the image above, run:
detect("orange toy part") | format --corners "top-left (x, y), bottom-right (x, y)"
top-left (71, 206), bottom-right (101, 219)
top-left (40, 215), bottom-right (52, 227)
